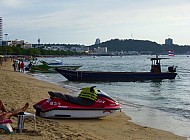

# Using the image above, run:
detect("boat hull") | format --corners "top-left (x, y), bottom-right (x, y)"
top-left (30, 65), bottom-right (81, 73)
top-left (37, 108), bottom-right (120, 119)
top-left (55, 69), bottom-right (177, 82)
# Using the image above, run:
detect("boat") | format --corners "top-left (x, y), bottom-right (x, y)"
top-left (30, 60), bottom-right (82, 73)
top-left (48, 60), bottom-right (63, 65)
top-left (33, 86), bottom-right (121, 118)
top-left (55, 55), bottom-right (177, 82)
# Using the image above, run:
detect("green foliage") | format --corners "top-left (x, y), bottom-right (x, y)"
top-left (0, 46), bottom-right (82, 56)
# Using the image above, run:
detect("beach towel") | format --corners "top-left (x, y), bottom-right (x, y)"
top-left (0, 119), bottom-right (14, 134)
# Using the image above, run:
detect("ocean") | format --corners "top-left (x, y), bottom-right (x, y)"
top-left (31, 55), bottom-right (190, 138)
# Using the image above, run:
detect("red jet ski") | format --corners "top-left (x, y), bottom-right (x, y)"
top-left (33, 86), bottom-right (121, 119)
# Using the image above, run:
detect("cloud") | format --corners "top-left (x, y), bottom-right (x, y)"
top-left (1, 0), bottom-right (24, 7)
top-left (1, 0), bottom-right (190, 45)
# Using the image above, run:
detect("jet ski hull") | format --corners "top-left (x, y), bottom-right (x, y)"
top-left (34, 88), bottom-right (121, 119)
top-left (37, 108), bottom-right (120, 119)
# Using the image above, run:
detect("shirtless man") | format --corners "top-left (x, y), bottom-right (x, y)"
top-left (0, 100), bottom-right (29, 121)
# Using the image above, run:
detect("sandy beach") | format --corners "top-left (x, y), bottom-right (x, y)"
top-left (0, 60), bottom-right (186, 140)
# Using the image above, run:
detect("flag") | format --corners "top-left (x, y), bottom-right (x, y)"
top-left (168, 50), bottom-right (174, 56)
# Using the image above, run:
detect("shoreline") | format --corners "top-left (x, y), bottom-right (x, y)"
top-left (0, 60), bottom-right (186, 140)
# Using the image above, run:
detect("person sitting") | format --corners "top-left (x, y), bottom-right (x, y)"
top-left (78, 86), bottom-right (98, 101)
top-left (0, 100), bottom-right (29, 121)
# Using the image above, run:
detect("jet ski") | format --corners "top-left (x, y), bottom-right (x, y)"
top-left (33, 86), bottom-right (121, 119)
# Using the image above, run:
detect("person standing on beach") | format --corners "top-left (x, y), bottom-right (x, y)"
top-left (20, 61), bottom-right (25, 73)
top-left (12, 61), bottom-right (16, 71)
top-left (18, 62), bottom-right (21, 71)
top-left (0, 55), bottom-right (4, 66)
top-left (15, 60), bottom-right (18, 71)
top-left (0, 57), bottom-right (3, 66)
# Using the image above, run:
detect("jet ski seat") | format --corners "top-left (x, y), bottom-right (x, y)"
top-left (48, 91), bottom-right (94, 106)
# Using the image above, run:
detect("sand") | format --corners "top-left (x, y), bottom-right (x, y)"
top-left (0, 60), bottom-right (186, 140)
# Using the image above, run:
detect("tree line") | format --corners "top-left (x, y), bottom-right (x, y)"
top-left (0, 45), bottom-right (83, 56)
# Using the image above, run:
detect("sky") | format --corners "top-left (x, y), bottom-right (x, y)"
top-left (0, 0), bottom-right (190, 45)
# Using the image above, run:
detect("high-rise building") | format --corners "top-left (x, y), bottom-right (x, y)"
top-left (165, 38), bottom-right (173, 46)
top-left (0, 17), bottom-right (2, 46)
top-left (95, 38), bottom-right (101, 45)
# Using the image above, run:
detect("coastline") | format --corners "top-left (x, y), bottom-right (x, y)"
top-left (0, 60), bottom-right (186, 140)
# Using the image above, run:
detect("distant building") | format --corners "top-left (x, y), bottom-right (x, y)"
top-left (43, 45), bottom-right (88, 53)
top-left (70, 46), bottom-right (87, 53)
top-left (0, 17), bottom-right (2, 46)
top-left (98, 46), bottom-right (107, 53)
top-left (165, 38), bottom-right (173, 46)
top-left (93, 46), bottom-right (108, 54)
top-left (23, 43), bottom-right (33, 49)
top-left (127, 51), bottom-right (139, 55)
top-left (8, 40), bottom-right (24, 46)
top-left (95, 38), bottom-right (101, 45)
top-left (2, 41), bottom-right (8, 46)
top-left (45, 45), bottom-right (67, 51)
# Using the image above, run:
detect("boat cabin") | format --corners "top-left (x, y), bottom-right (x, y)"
top-left (150, 55), bottom-right (176, 73)
top-left (150, 57), bottom-right (162, 73)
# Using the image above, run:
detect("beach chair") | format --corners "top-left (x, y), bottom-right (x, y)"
top-left (0, 119), bottom-right (14, 134)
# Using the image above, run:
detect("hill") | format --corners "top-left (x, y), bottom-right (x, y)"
top-left (89, 39), bottom-right (190, 55)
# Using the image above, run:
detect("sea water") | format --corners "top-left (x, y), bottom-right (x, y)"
top-left (32, 55), bottom-right (190, 138)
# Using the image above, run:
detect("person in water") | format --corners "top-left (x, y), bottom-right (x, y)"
top-left (0, 100), bottom-right (29, 121)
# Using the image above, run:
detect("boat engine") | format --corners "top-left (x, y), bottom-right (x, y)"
top-left (168, 66), bottom-right (177, 72)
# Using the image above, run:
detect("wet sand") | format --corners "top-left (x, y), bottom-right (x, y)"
top-left (0, 60), bottom-right (186, 140)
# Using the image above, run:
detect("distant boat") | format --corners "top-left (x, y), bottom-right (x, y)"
top-left (48, 60), bottom-right (63, 65)
top-left (55, 55), bottom-right (177, 82)
top-left (30, 60), bottom-right (82, 73)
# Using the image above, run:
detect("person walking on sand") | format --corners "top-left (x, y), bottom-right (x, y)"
top-left (0, 100), bottom-right (29, 121)
top-left (20, 61), bottom-right (25, 73)
top-left (12, 61), bottom-right (16, 71)
top-left (15, 60), bottom-right (18, 71)
top-left (18, 62), bottom-right (21, 71)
